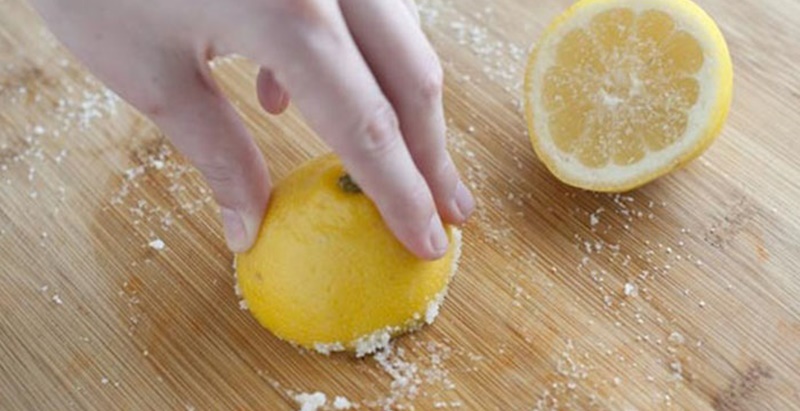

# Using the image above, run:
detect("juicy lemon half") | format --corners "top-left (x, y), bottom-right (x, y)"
top-left (235, 154), bottom-right (461, 356)
top-left (524, 0), bottom-right (733, 191)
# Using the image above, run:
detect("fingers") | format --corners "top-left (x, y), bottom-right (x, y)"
top-left (399, 0), bottom-right (420, 25)
top-left (244, 4), bottom-right (447, 259)
top-left (256, 68), bottom-right (290, 114)
top-left (340, 0), bottom-right (475, 225)
top-left (28, 0), bottom-right (271, 253)
top-left (143, 56), bottom-right (271, 253)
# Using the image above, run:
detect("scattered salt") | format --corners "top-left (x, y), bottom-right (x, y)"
top-left (670, 361), bottom-right (684, 380)
top-left (313, 342), bottom-right (344, 356)
top-left (623, 282), bottom-right (638, 297)
top-left (425, 290), bottom-right (448, 324)
top-left (332, 396), bottom-right (352, 410)
top-left (148, 239), bottom-right (165, 250)
top-left (294, 392), bottom-right (326, 411)
top-left (354, 329), bottom-right (393, 358)
top-left (589, 208), bottom-right (604, 226)
top-left (668, 332), bottom-right (685, 345)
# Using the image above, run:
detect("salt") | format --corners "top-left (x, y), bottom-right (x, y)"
top-left (668, 332), bottom-right (685, 345)
top-left (294, 392), bottom-right (326, 411)
top-left (332, 396), bottom-right (352, 410)
top-left (623, 282), bottom-right (638, 297)
top-left (148, 239), bottom-right (165, 250)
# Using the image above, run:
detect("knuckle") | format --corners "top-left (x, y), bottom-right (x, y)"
top-left (280, 0), bottom-right (336, 34)
top-left (416, 57), bottom-right (444, 102)
top-left (196, 157), bottom-right (241, 194)
top-left (390, 180), bottom-right (435, 224)
top-left (432, 156), bottom-right (457, 186)
top-left (357, 102), bottom-right (402, 158)
top-left (136, 64), bottom-right (222, 119)
top-left (280, 0), bottom-right (321, 20)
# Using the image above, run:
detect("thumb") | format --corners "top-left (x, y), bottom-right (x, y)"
top-left (147, 62), bottom-right (271, 252)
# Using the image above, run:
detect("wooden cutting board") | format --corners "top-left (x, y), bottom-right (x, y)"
top-left (2, 0), bottom-right (799, 409)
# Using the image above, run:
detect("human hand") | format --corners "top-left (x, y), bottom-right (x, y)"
top-left (31, 0), bottom-right (475, 260)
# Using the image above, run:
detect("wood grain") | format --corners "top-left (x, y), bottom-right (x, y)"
top-left (2, 0), bottom-right (800, 409)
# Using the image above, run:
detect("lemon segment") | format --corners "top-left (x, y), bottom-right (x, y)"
top-left (235, 154), bottom-right (461, 355)
top-left (524, 0), bottom-right (733, 191)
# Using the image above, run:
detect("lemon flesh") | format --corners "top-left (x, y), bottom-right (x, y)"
top-left (524, 0), bottom-right (733, 191)
top-left (235, 154), bottom-right (461, 356)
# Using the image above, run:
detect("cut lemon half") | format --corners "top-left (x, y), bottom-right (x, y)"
top-left (524, 0), bottom-right (733, 191)
top-left (235, 154), bottom-right (461, 356)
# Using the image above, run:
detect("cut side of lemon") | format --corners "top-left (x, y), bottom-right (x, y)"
top-left (524, 0), bottom-right (733, 191)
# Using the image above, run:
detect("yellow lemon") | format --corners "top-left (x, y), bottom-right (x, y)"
top-left (235, 154), bottom-right (461, 356)
top-left (524, 0), bottom-right (733, 191)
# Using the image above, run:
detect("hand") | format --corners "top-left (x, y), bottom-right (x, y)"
top-left (31, 0), bottom-right (475, 260)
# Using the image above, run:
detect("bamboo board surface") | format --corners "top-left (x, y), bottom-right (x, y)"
top-left (2, 0), bottom-right (800, 409)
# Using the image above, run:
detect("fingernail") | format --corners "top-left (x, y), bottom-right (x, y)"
top-left (453, 181), bottom-right (476, 221)
top-left (221, 207), bottom-right (248, 252)
top-left (428, 215), bottom-right (449, 257)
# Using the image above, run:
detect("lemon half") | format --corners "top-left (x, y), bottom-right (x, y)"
top-left (524, 0), bottom-right (733, 191)
top-left (235, 154), bottom-right (461, 356)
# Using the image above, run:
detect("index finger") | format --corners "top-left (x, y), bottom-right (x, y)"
top-left (245, 5), bottom-right (449, 260)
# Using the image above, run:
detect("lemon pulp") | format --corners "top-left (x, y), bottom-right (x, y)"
top-left (525, 0), bottom-right (733, 191)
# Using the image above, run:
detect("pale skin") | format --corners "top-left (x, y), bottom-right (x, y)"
top-left (31, 0), bottom-right (475, 260)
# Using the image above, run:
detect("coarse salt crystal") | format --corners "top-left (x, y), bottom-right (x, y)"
top-left (623, 282), bottom-right (638, 297)
top-left (332, 396), bottom-right (352, 410)
top-left (313, 342), bottom-right (345, 356)
top-left (294, 392), bottom-right (326, 411)
top-left (148, 239), bottom-right (165, 250)
top-left (425, 290), bottom-right (448, 325)
top-left (354, 329), bottom-right (393, 358)
top-left (668, 332), bottom-right (685, 345)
